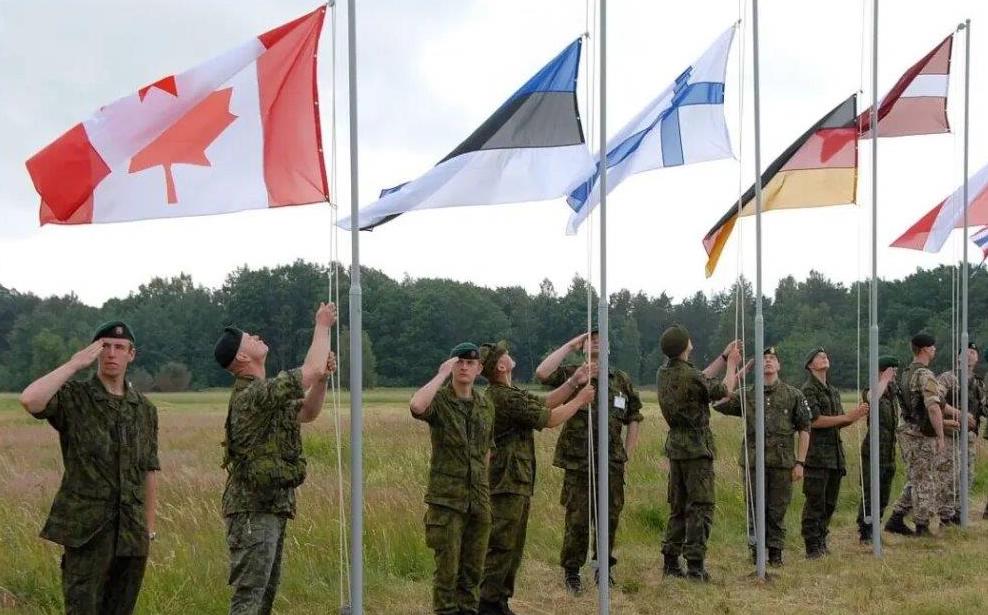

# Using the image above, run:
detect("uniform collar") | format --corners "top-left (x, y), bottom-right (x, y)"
top-left (89, 373), bottom-right (140, 404)
top-left (667, 357), bottom-right (694, 368)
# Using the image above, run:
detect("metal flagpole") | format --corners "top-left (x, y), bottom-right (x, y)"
top-left (868, 0), bottom-right (882, 556)
top-left (346, 0), bottom-right (364, 612)
top-left (960, 17), bottom-right (971, 528)
top-left (597, 0), bottom-right (610, 610)
top-left (751, 0), bottom-right (767, 581)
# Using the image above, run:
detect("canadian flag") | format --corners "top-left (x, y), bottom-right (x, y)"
top-left (26, 7), bottom-right (329, 225)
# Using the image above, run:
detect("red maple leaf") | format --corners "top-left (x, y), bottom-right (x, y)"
top-left (128, 88), bottom-right (237, 204)
top-left (138, 75), bottom-right (178, 101)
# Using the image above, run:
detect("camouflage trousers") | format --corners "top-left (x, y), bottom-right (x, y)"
top-left (225, 512), bottom-right (287, 615)
top-left (559, 466), bottom-right (625, 572)
top-left (938, 431), bottom-right (977, 520)
top-left (741, 466), bottom-right (793, 552)
top-left (661, 458), bottom-right (714, 561)
top-left (480, 494), bottom-right (530, 603)
top-left (891, 429), bottom-right (938, 524)
top-left (61, 521), bottom-right (147, 615)
top-left (855, 457), bottom-right (896, 538)
top-left (801, 467), bottom-right (844, 549)
top-left (424, 504), bottom-right (492, 615)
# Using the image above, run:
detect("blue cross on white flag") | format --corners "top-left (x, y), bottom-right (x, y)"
top-left (566, 25), bottom-right (737, 234)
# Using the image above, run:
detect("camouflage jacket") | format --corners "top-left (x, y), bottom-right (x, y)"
top-left (902, 361), bottom-right (943, 437)
top-left (485, 382), bottom-right (550, 497)
top-left (222, 368), bottom-right (306, 519)
top-left (861, 384), bottom-right (902, 468)
top-left (715, 380), bottom-right (812, 469)
top-left (656, 358), bottom-right (729, 460)
top-left (938, 370), bottom-right (988, 434)
top-left (413, 383), bottom-right (495, 514)
top-left (801, 375), bottom-right (847, 470)
top-left (34, 375), bottom-right (160, 556)
top-left (542, 364), bottom-right (643, 471)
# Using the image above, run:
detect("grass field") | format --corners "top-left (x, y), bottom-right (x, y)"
top-left (2, 387), bottom-right (988, 614)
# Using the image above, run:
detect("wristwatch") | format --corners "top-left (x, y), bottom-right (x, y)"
top-left (794, 460), bottom-right (805, 467)
top-left (148, 531), bottom-right (157, 542)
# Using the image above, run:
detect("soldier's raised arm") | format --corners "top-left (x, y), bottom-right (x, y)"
top-left (410, 358), bottom-right (458, 415)
top-left (300, 302), bottom-right (336, 389)
top-left (535, 333), bottom-right (586, 383)
top-left (19, 340), bottom-right (103, 414)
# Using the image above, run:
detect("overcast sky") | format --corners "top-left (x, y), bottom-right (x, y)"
top-left (1, 0), bottom-right (984, 306)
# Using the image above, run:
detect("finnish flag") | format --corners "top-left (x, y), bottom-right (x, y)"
top-left (566, 25), bottom-right (736, 234)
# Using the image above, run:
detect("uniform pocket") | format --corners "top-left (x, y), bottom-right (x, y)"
top-left (226, 513), bottom-right (265, 551)
top-left (509, 456), bottom-right (534, 486)
top-left (424, 507), bottom-right (453, 550)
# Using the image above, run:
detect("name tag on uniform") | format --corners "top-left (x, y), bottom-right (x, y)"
top-left (614, 395), bottom-right (627, 409)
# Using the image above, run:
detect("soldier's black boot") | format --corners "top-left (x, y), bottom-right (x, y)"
top-left (563, 569), bottom-right (583, 596)
top-left (884, 512), bottom-right (915, 536)
top-left (768, 548), bottom-right (784, 568)
top-left (663, 554), bottom-right (687, 578)
top-left (941, 512), bottom-right (962, 527)
top-left (914, 522), bottom-right (931, 537)
top-left (685, 559), bottom-right (710, 582)
top-left (477, 599), bottom-right (501, 615)
top-left (859, 524), bottom-right (872, 544)
top-left (805, 541), bottom-right (824, 560)
top-left (593, 568), bottom-right (615, 587)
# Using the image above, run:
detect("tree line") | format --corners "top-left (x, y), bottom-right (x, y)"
top-left (0, 260), bottom-right (984, 392)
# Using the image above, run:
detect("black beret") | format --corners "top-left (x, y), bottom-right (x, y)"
top-left (879, 355), bottom-right (899, 370)
top-left (214, 326), bottom-right (244, 369)
top-left (660, 325), bottom-right (690, 358)
top-left (911, 333), bottom-right (936, 349)
top-left (92, 320), bottom-right (135, 344)
top-left (449, 342), bottom-right (480, 360)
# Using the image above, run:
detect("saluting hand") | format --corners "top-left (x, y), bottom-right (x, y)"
top-left (568, 332), bottom-right (590, 352)
top-left (879, 367), bottom-right (896, 386)
top-left (438, 357), bottom-right (459, 378)
top-left (69, 341), bottom-right (104, 371)
top-left (315, 302), bottom-right (338, 328)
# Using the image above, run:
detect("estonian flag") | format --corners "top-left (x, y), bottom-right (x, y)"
top-left (339, 39), bottom-right (594, 230)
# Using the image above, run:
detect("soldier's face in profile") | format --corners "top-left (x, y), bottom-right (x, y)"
top-left (97, 339), bottom-right (135, 377)
top-left (239, 331), bottom-right (269, 361)
top-left (498, 353), bottom-right (515, 375)
top-left (453, 358), bottom-right (481, 384)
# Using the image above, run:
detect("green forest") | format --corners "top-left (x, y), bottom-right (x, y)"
top-left (0, 260), bottom-right (983, 392)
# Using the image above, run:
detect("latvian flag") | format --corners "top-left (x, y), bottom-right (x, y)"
top-left (26, 7), bottom-right (329, 225)
top-left (858, 34), bottom-right (953, 138)
top-left (702, 95), bottom-right (858, 277)
top-left (339, 39), bottom-right (594, 231)
top-left (891, 161), bottom-right (988, 253)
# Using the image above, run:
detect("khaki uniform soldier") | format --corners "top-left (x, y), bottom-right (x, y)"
top-left (715, 346), bottom-right (811, 567)
top-left (887, 334), bottom-right (951, 537)
top-left (856, 357), bottom-right (903, 543)
top-left (411, 343), bottom-right (496, 615)
top-left (800, 347), bottom-right (869, 558)
top-left (535, 330), bottom-right (643, 593)
top-left (937, 342), bottom-right (985, 525)
top-left (19, 321), bottom-right (159, 615)
top-left (477, 341), bottom-right (594, 615)
top-left (214, 303), bottom-right (337, 615)
top-left (655, 325), bottom-right (743, 581)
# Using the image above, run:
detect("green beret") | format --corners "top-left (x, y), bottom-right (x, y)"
top-left (449, 342), bottom-right (480, 360)
top-left (660, 325), bottom-right (690, 358)
top-left (879, 355), bottom-right (899, 371)
top-left (479, 341), bottom-right (509, 379)
top-left (911, 333), bottom-right (935, 349)
top-left (214, 326), bottom-right (244, 369)
top-left (764, 345), bottom-right (779, 358)
top-left (804, 346), bottom-right (828, 369)
top-left (92, 320), bottom-right (135, 344)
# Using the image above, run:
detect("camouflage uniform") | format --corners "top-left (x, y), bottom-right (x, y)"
top-left (655, 358), bottom-right (728, 562)
top-left (32, 375), bottom-right (160, 615)
top-left (800, 375), bottom-right (847, 552)
top-left (479, 382), bottom-right (550, 605)
top-left (542, 364), bottom-right (642, 573)
top-left (890, 361), bottom-right (943, 526)
top-left (222, 368), bottom-right (308, 615)
top-left (856, 383), bottom-right (901, 538)
top-left (938, 371), bottom-right (986, 518)
top-left (414, 384), bottom-right (495, 615)
top-left (716, 381), bottom-right (812, 552)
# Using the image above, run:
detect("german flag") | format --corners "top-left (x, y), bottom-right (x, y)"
top-left (703, 94), bottom-right (858, 277)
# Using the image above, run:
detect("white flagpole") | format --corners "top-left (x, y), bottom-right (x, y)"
top-left (346, 0), bottom-right (364, 611)
top-left (868, 0), bottom-right (882, 556)
top-left (960, 17), bottom-right (971, 528)
top-left (597, 0), bottom-right (610, 610)
top-left (751, 0), bottom-right (767, 581)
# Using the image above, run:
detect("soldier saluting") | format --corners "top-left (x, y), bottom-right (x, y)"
top-left (20, 321), bottom-right (160, 615)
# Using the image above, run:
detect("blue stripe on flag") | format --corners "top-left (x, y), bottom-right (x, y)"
top-left (515, 39), bottom-right (582, 97)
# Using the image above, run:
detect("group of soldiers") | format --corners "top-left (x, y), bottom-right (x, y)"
top-left (20, 304), bottom-right (339, 615)
top-left (412, 326), bottom-right (988, 615)
top-left (17, 303), bottom-right (988, 615)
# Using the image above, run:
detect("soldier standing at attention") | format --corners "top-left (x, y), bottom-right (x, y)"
top-left (20, 321), bottom-right (159, 615)
top-left (410, 342), bottom-right (495, 615)
top-left (535, 329), bottom-right (643, 594)
top-left (800, 347), bottom-right (869, 558)
top-left (887, 334), bottom-right (951, 537)
top-left (855, 357), bottom-right (903, 543)
top-left (937, 343), bottom-right (985, 525)
top-left (655, 326), bottom-right (743, 581)
top-left (714, 346), bottom-right (811, 568)
top-left (213, 303), bottom-right (337, 615)
top-left (477, 340), bottom-right (595, 615)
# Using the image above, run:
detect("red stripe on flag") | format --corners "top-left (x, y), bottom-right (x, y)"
top-left (890, 201), bottom-right (943, 250)
top-left (26, 123), bottom-right (108, 225)
top-left (257, 7), bottom-right (329, 206)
